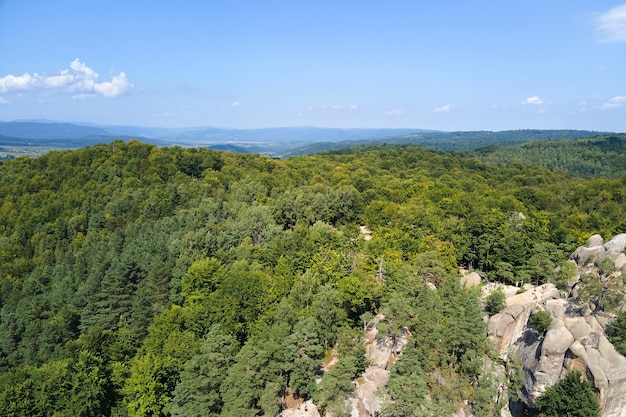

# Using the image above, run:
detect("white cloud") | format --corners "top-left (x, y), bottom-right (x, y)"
top-left (522, 96), bottom-right (543, 105)
top-left (230, 100), bottom-right (242, 107)
top-left (70, 58), bottom-right (97, 77)
top-left (43, 72), bottom-right (74, 88)
top-left (385, 108), bottom-right (404, 116)
top-left (0, 59), bottom-right (132, 98)
top-left (0, 73), bottom-right (35, 91)
top-left (0, 97), bottom-right (8, 104)
top-left (594, 3), bottom-right (626, 43)
top-left (321, 104), bottom-right (358, 110)
top-left (92, 72), bottom-right (131, 98)
top-left (600, 95), bottom-right (626, 109)
top-left (434, 103), bottom-right (454, 112)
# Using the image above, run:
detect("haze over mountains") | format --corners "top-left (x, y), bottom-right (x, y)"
top-left (0, 120), bottom-right (612, 158)
top-left (0, 120), bottom-right (425, 144)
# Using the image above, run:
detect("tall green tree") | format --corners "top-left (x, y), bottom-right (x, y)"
top-left (169, 325), bottom-right (239, 417)
top-left (533, 370), bottom-right (599, 417)
top-left (607, 311), bottom-right (626, 356)
top-left (382, 339), bottom-right (428, 417)
top-left (282, 317), bottom-right (324, 398)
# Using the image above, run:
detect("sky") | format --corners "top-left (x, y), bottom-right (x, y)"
top-left (1, 1), bottom-right (625, 131)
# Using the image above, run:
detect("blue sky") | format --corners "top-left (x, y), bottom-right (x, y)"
top-left (1, 1), bottom-right (625, 131)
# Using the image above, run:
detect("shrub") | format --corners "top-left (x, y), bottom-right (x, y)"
top-left (528, 311), bottom-right (551, 334)
top-left (607, 311), bottom-right (626, 356)
top-left (534, 370), bottom-right (599, 417)
top-left (486, 289), bottom-right (506, 315)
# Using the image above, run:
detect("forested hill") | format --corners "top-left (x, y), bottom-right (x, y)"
top-left (0, 121), bottom-right (608, 159)
top-left (473, 133), bottom-right (626, 179)
top-left (281, 129), bottom-right (605, 156)
top-left (0, 140), bottom-right (624, 416)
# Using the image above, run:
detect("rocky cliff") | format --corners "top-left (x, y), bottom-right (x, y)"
top-left (279, 313), bottom-right (410, 417)
top-left (279, 234), bottom-right (626, 417)
top-left (488, 234), bottom-right (626, 417)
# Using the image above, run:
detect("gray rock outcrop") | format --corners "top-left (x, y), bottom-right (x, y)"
top-left (281, 314), bottom-right (409, 417)
top-left (488, 235), bottom-right (626, 417)
top-left (283, 234), bottom-right (626, 417)
top-left (571, 233), bottom-right (626, 268)
top-left (349, 314), bottom-right (409, 417)
top-left (489, 295), bottom-right (626, 416)
top-left (570, 238), bottom-right (606, 267)
top-left (282, 400), bottom-right (320, 417)
top-left (461, 271), bottom-right (482, 287)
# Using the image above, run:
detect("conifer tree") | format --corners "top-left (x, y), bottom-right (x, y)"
top-left (534, 370), bottom-right (599, 417)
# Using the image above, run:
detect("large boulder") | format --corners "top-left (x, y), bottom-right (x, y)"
top-left (505, 284), bottom-right (558, 307)
top-left (599, 234), bottom-right (626, 265)
top-left (571, 234), bottom-right (626, 269)
top-left (281, 400), bottom-right (320, 417)
top-left (614, 253), bottom-right (626, 271)
top-left (488, 266), bottom-right (626, 417)
top-left (571, 245), bottom-right (606, 266)
top-left (588, 234), bottom-right (605, 247)
top-left (461, 271), bottom-right (481, 287)
top-left (348, 314), bottom-right (409, 417)
top-left (503, 296), bottom-right (626, 417)
top-left (603, 233), bottom-right (626, 254)
top-left (488, 304), bottom-right (533, 358)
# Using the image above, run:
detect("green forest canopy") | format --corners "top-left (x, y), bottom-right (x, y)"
top-left (474, 133), bottom-right (626, 179)
top-left (0, 139), bottom-right (622, 416)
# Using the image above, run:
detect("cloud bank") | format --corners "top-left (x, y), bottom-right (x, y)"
top-left (594, 3), bottom-right (626, 43)
top-left (319, 104), bottom-right (358, 110)
top-left (0, 59), bottom-right (132, 98)
top-left (434, 103), bottom-right (454, 112)
top-left (600, 96), bottom-right (626, 109)
top-left (385, 108), bottom-right (404, 116)
top-left (522, 96), bottom-right (543, 105)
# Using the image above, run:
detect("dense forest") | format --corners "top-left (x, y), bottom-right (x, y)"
top-left (475, 133), bottom-right (626, 179)
top-left (281, 129), bottom-right (605, 156)
top-left (0, 139), bottom-right (624, 416)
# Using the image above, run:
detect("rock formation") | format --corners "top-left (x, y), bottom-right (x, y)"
top-left (281, 234), bottom-right (626, 417)
top-left (349, 314), bottom-right (409, 417)
top-left (281, 400), bottom-right (321, 417)
top-left (279, 314), bottom-right (409, 417)
top-left (460, 271), bottom-right (482, 287)
top-left (488, 234), bottom-right (626, 417)
top-left (571, 233), bottom-right (626, 273)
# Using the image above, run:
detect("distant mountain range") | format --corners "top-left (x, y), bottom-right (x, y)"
top-left (0, 121), bottom-right (428, 143)
top-left (0, 120), bottom-right (613, 158)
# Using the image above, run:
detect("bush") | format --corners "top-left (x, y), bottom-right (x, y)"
top-left (598, 257), bottom-right (615, 276)
top-left (608, 311), bottom-right (626, 356)
top-left (486, 289), bottom-right (506, 315)
top-left (528, 311), bottom-right (551, 334)
top-left (534, 370), bottom-right (599, 417)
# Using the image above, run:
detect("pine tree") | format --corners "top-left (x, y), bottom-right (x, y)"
top-left (534, 370), bottom-right (599, 417)
top-left (169, 325), bottom-right (239, 417)
top-left (608, 311), bottom-right (626, 356)
top-left (382, 339), bottom-right (428, 417)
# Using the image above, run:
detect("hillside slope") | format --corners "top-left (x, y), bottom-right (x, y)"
top-left (0, 141), bottom-right (624, 416)
top-left (475, 133), bottom-right (626, 179)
